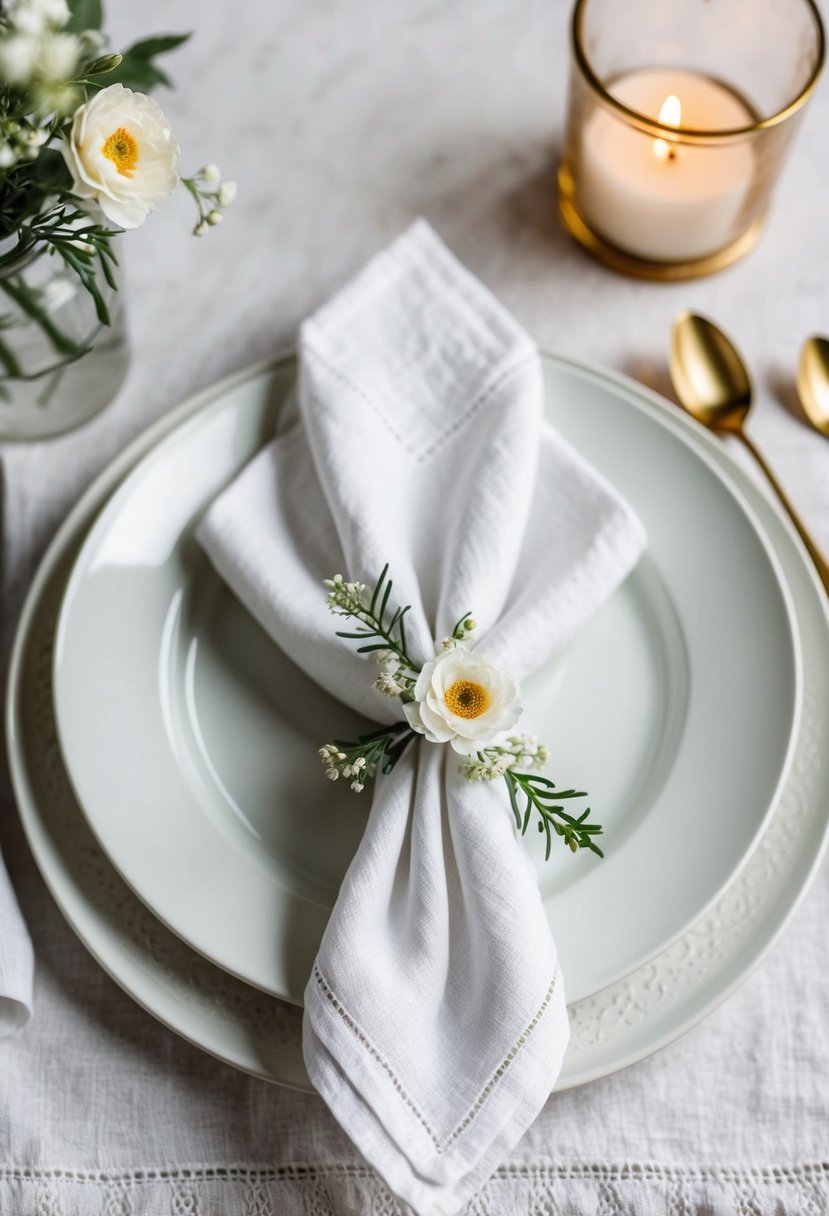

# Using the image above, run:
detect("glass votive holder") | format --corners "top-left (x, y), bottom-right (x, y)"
top-left (557, 0), bottom-right (825, 280)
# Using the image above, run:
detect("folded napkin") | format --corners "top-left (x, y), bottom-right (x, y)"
top-left (0, 855), bottom-right (33, 1036)
top-left (197, 221), bottom-right (645, 1215)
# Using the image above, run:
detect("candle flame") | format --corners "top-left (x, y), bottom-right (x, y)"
top-left (653, 94), bottom-right (682, 162)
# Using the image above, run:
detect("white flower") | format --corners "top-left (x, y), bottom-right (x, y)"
top-left (324, 573), bottom-right (367, 614)
top-left (0, 34), bottom-right (39, 82)
top-left (218, 180), bottom-right (237, 206)
top-left (201, 163), bottom-right (220, 181)
top-left (7, 0), bottom-right (69, 35)
top-left (459, 735), bottom-right (549, 782)
top-left (61, 83), bottom-right (180, 229)
top-left (34, 30), bottom-right (79, 80)
top-left (0, 0), bottom-right (76, 87)
top-left (403, 646), bottom-right (522, 755)
top-left (463, 753), bottom-right (511, 781)
top-left (374, 650), bottom-right (400, 674)
top-left (374, 671), bottom-right (404, 697)
top-left (23, 126), bottom-right (48, 147)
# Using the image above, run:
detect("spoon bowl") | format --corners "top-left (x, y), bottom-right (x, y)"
top-left (669, 311), bottom-right (752, 433)
top-left (669, 311), bottom-right (829, 595)
top-left (797, 336), bottom-right (829, 438)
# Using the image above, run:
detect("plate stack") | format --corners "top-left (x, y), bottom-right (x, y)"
top-left (8, 353), bottom-right (829, 1092)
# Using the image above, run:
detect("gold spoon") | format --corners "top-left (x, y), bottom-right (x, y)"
top-left (670, 311), bottom-right (829, 595)
top-left (797, 336), bottom-right (829, 438)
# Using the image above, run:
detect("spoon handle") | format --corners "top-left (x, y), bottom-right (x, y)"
top-left (738, 432), bottom-right (829, 595)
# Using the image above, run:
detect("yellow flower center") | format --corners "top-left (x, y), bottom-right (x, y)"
top-left (101, 127), bottom-right (139, 176)
top-left (444, 679), bottom-right (490, 720)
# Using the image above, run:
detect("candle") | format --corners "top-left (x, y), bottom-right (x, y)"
top-left (577, 68), bottom-right (755, 263)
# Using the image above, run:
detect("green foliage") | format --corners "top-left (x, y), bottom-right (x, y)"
top-left (30, 148), bottom-right (72, 189)
top-left (93, 32), bottom-right (190, 92)
top-left (66, 0), bottom-right (103, 33)
top-left (322, 724), bottom-right (417, 786)
top-left (504, 771), bottom-right (604, 860)
top-left (0, 0), bottom-right (195, 369)
top-left (330, 564), bottom-right (417, 673)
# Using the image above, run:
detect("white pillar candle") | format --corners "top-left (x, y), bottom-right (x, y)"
top-left (577, 68), bottom-right (755, 262)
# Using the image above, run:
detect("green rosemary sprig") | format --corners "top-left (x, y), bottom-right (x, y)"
top-left (320, 723), bottom-right (416, 789)
top-left (29, 205), bottom-right (119, 324)
top-left (504, 770), bottom-right (604, 860)
top-left (325, 565), bottom-right (418, 674)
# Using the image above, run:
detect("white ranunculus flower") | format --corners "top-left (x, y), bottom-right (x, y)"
top-left (0, 33), bottom-right (40, 82)
top-left (403, 647), bottom-right (522, 755)
top-left (8, 0), bottom-right (70, 36)
top-left (61, 83), bottom-right (180, 229)
top-left (34, 30), bottom-right (80, 80)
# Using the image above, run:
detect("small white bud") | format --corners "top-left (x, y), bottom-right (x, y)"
top-left (201, 163), bottom-right (220, 181)
top-left (218, 180), bottom-right (237, 207)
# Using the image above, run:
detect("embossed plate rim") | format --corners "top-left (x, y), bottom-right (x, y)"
top-left (7, 354), bottom-right (829, 1092)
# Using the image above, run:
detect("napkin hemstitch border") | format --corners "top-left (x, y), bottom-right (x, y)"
top-left (312, 962), bottom-right (561, 1152)
top-left (300, 340), bottom-right (539, 465)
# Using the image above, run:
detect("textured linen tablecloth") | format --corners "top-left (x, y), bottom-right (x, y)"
top-left (1, 1), bottom-right (828, 1213)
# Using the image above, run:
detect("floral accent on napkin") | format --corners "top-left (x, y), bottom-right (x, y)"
top-left (319, 565), bottom-right (605, 859)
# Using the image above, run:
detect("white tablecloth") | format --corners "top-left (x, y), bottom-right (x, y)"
top-left (1, 1), bottom-right (828, 1212)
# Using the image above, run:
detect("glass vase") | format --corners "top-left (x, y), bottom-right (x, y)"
top-left (0, 239), bottom-right (129, 441)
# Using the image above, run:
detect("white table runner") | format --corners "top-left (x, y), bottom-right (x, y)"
top-left (0, 0), bottom-right (827, 1210)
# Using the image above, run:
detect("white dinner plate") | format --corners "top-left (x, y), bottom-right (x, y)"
top-left (52, 355), bottom-right (801, 1006)
top-left (8, 356), bottom-right (828, 1093)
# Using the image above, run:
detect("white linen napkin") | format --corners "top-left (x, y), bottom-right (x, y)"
top-left (197, 220), bottom-right (645, 1215)
top-left (0, 860), bottom-right (33, 1036)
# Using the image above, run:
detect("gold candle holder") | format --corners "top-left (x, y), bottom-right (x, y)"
top-left (558, 0), bottom-right (825, 281)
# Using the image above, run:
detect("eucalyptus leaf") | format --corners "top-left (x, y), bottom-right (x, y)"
top-left (99, 32), bottom-right (190, 93)
top-left (66, 0), bottom-right (103, 33)
top-left (31, 150), bottom-right (72, 190)
top-left (100, 58), bottom-right (172, 92)
top-left (121, 33), bottom-right (191, 58)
